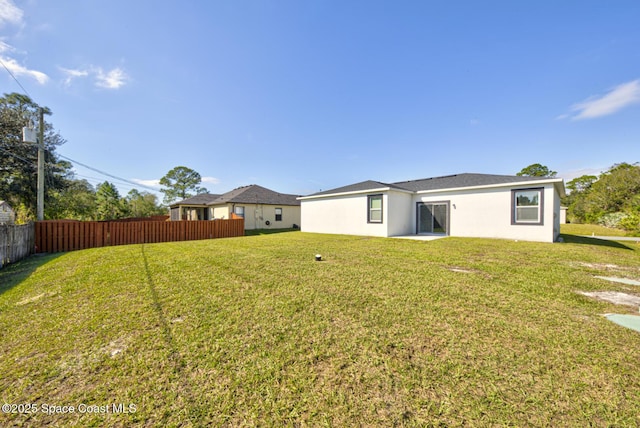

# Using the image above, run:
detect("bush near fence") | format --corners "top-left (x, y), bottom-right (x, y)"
top-left (35, 219), bottom-right (244, 253)
top-left (0, 223), bottom-right (35, 268)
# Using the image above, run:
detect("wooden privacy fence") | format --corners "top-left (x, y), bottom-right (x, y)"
top-left (35, 219), bottom-right (244, 253)
top-left (1, 223), bottom-right (35, 268)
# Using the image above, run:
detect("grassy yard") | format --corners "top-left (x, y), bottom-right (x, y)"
top-left (561, 223), bottom-right (630, 237)
top-left (1, 232), bottom-right (639, 426)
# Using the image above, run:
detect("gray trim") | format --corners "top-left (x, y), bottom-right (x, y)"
top-left (511, 187), bottom-right (544, 226)
top-left (367, 194), bottom-right (384, 224)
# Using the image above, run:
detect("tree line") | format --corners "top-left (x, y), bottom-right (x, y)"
top-left (1, 93), bottom-right (206, 223)
top-left (517, 162), bottom-right (640, 234)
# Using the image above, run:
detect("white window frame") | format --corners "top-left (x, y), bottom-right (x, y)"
top-left (512, 188), bottom-right (543, 225)
top-left (367, 194), bottom-right (383, 224)
top-left (234, 206), bottom-right (245, 218)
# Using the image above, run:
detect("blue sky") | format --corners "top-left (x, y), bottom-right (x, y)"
top-left (2, 0), bottom-right (639, 198)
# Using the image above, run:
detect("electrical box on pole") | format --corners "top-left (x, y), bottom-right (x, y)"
top-left (22, 126), bottom-right (37, 143)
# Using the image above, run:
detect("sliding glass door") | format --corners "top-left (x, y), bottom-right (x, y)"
top-left (417, 202), bottom-right (448, 234)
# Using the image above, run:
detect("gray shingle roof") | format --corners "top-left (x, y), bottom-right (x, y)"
top-left (172, 185), bottom-right (301, 207)
top-left (306, 173), bottom-right (557, 197)
top-left (392, 173), bottom-right (553, 192)
top-left (309, 180), bottom-right (399, 197)
top-left (170, 193), bottom-right (221, 207)
top-left (210, 184), bottom-right (300, 206)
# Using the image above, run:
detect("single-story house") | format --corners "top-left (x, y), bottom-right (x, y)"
top-left (0, 201), bottom-right (15, 225)
top-left (170, 184), bottom-right (301, 230)
top-left (298, 173), bottom-right (566, 243)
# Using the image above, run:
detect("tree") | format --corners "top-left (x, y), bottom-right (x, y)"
top-left (516, 163), bottom-right (557, 177)
top-left (566, 175), bottom-right (597, 193)
top-left (562, 174), bottom-right (598, 222)
top-left (566, 163), bottom-right (640, 231)
top-left (0, 92), bottom-right (71, 220)
top-left (95, 182), bottom-right (128, 220)
top-left (126, 189), bottom-right (166, 217)
top-left (46, 179), bottom-right (97, 220)
top-left (159, 166), bottom-right (207, 204)
top-left (586, 163), bottom-right (640, 216)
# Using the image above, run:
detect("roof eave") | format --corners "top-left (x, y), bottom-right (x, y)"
top-left (415, 178), bottom-right (565, 195)
top-left (298, 186), bottom-right (413, 200)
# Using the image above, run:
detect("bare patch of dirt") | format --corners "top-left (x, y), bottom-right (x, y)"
top-left (15, 291), bottom-right (58, 306)
top-left (572, 262), bottom-right (639, 273)
top-left (578, 291), bottom-right (640, 307)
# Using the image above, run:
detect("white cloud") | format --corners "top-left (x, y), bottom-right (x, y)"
top-left (0, 54), bottom-right (48, 84)
top-left (561, 79), bottom-right (640, 120)
top-left (95, 67), bottom-right (128, 89)
top-left (201, 177), bottom-right (221, 185)
top-left (59, 65), bottom-right (130, 89)
top-left (0, 40), bottom-right (14, 53)
top-left (60, 67), bottom-right (90, 86)
top-left (0, 0), bottom-right (23, 27)
top-left (131, 178), bottom-right (161, 188)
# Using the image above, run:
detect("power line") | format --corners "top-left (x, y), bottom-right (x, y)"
top-left (0, 65), bottom-right (162, 196)
top-left (1, 144), bottom-right (161, 194)
top-left (74, 174), bottom-right (153, 193)
top-left (57, 153), bottom-right (161, 192)
top-left (0, 57), bottom-right (33, 99)
top-left (0, 145), bottom-right (33, 164)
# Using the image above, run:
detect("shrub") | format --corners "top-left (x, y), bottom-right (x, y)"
top-left (596, 212), bottom-right (628, 229)
top-left (618, 212), bottom-right (640, 233)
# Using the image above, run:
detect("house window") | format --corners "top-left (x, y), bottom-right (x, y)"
top-left (234, 206), bottom-right (245, 218)
top-left (512, 188), bottom-right (543, 225)
top-left (368, 194), bottom-right (383, 223)
top-left (275, 208), bottom-right (282, 221)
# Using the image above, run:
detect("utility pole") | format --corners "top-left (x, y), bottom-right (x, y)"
top-left (37, 107), bottom-right (44, 221)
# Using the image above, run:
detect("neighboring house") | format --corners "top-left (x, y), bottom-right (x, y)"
top-left (170, 185), bottom-right (301, 230)
top-left (169, 193), bottom-right (221, 221)
top-left (560, 206), bottom-right (568, 224)
top-left (298, 173), bottom-right (566, 243)
top-left (0, 201), bottom-right (15, 225)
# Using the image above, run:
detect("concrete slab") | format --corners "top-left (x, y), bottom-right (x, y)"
top-left (391, 234), bottom-right (447, 241)
top-left (579, 291), bottom-right (640, 307)
top-left (595, 276), bottom-right (640, 286)
top-left (605, 314), bottom-right (640, 333)
top-left (579, 235), bottom-right (640, 242)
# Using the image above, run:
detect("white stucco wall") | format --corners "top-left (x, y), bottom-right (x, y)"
top-left (553, 194), bottom-right (562, 240)
top-left (301, 193), bottom-right (388, 237)
top-left (413, 184), bottom-right (558, 242)
top-left (386, 190), bottom-right (413, 236)
top-left (300, 182), bottom-right (562, 242)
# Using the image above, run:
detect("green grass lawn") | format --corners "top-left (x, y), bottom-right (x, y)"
top-left (561, 223), bottom-right (629, 237)
top-left (1, 232), bottom-right (640, 426)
